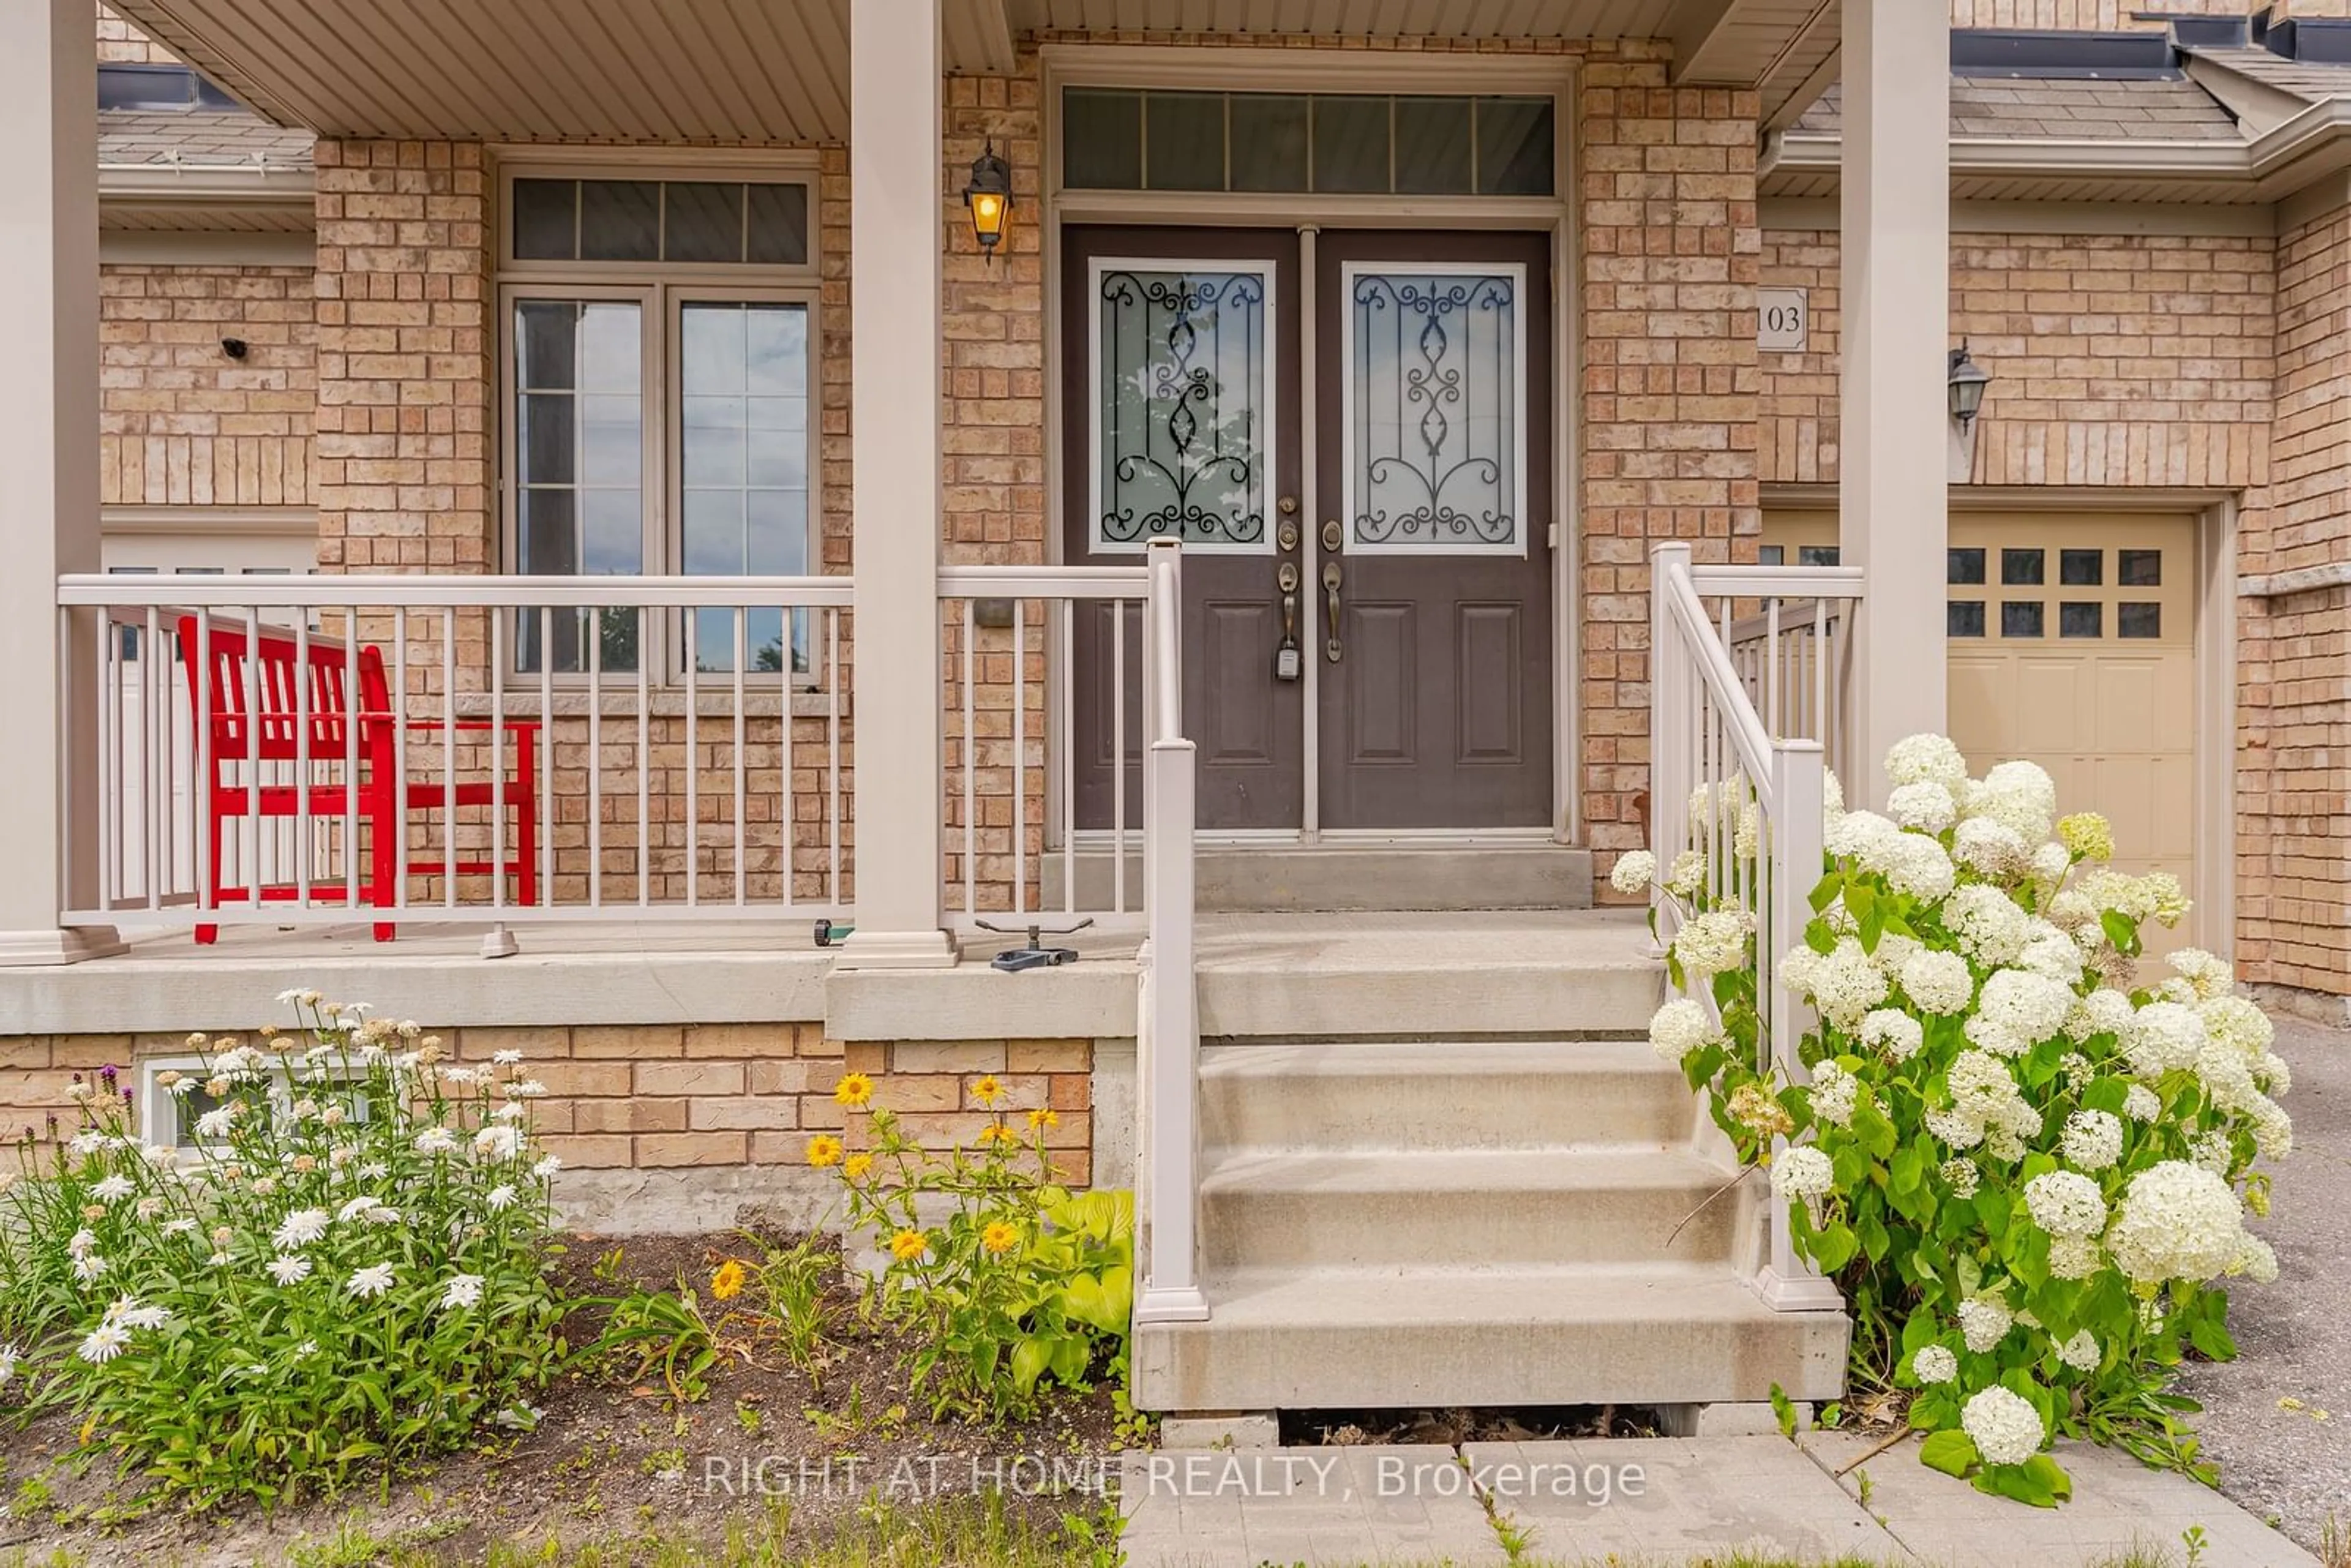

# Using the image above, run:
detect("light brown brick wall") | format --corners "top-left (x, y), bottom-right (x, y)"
top-left (1758, 228), bottom-right (2276, 489)
top-left (0, 1029), bottom-right (1095, 1187)
top-left (1580, 58), bottom-right (1763, 858)
top-left (99, 264), bottom-right (316, 508)
top-left (96, 2), bottom-right (173, 64)
top-left (1946, 0), bottom-right (2249, 23)
top-left (2238, 201), bottom-right (2351, 995)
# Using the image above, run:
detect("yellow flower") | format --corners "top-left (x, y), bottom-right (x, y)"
top-left (1026, 1107), bottom-right (1060, 1131)
top-left (977, 1124), bottom-right (1020, 1150)
top-left (804, 1134), bottom-right (844, 1169)
top-left (843, 1152), bottom-right (874, 1180)
top-left (890, 1229), bottom-right (929, 1262)
top-left (711, 1259), bottom-right (748, 1300)
top-left (2057, 812), bottom-right (2114, 863)
top-left (971, 1075), bottom-right (1005, 1107)
top-left (834, 1071), bottom-right (874, 1108)
top-left (981, 1221), bottom-right (1021, 1255)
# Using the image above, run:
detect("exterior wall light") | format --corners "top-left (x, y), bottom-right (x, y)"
top-left (1947, 342), bottom-right (1992, 428)
top-left (962, 140), bottom-right (1013, 261)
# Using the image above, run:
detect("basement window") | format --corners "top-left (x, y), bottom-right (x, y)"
top-left (98, 64), bottom-right (241, 112)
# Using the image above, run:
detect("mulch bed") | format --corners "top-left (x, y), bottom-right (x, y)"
top-left (0, 1229), bottom-right (1125, 1567)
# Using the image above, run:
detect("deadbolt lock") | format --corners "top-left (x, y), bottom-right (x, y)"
top-left (1277, 494), bottom-right (1299, 516)
top-left (1321, 519), bottom-right (1343, 552)
top-left (1277, 519), bottom-right (1300, 552)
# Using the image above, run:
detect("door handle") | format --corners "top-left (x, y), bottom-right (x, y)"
top-left (1322, 560), bottom-right (1343, 663)
top-left (1275, 561), bottom-right (1302, 681)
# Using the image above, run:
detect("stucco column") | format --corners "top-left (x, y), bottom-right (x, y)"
top-left (0, 0), bottom-right (120, 965)
top-left (838, 0), bottom-right (956, 969)
top-left (1839, 0), bottom-right (1951, 803)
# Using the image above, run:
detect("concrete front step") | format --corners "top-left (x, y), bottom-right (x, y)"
top-left (1194, 910), bottom-right (1660, 1039)
top-left (1132, 1265), bottom-right (1850, 1411)
top-left (1198, 1147), bottom-right (1739, 1270)
top-left (1043, 842), bottom-right (1594, 913)
top-left (1201, 1040), bottom-right (1692, 1151)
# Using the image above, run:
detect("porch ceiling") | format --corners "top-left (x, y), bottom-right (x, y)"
top-left (111, 0), bottom-right (1840, 143)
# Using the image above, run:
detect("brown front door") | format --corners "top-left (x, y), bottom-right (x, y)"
top-left (1063, 225), bottom-right (1553, 835)
top-left (1314, 231), bottom-right (1554, 828)
top-left (1063, 227), bottom-right (1305, 831)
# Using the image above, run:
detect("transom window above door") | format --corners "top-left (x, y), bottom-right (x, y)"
top-left (1062, 89), bottom-right (1555, 197)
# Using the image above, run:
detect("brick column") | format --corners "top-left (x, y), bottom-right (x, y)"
top-left (312, 141), bottom-right (493, 573)
top-left (1578, 51), bottom-right (1761, 866)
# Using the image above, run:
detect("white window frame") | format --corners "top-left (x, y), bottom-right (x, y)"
top-left (136, 1056), bottom-right (373, 1157)
top-left (495, 156), bottom-right (826, 688)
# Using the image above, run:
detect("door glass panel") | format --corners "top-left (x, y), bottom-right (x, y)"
top-left (513, 299), bottom-right (642, 672)
top-left (1344, 266), bottom-right (1523, 554)
top-left (681, 301), bottom-right (811, 672)
top-left (1092, 263), bottom-right (1272, 552)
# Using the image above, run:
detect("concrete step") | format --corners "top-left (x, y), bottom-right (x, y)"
top-left (1043, 843), bottom-right (1594, 914)
top-left (1201, 1040), bottom-right (1693, 1152)
top-left (1195, 910), bottom-right (1660, 1038)
top-left (1198, 1147), bottom-right (1738, 1270)
top-left (1132, 1266), bottom-right (1850, 1412)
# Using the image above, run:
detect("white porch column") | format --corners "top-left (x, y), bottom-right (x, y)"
top-left (1839, 0), bottom-right (1951, 805)
top-left (0, 0), bottom-right (119, 966)
top-left (838, 0), bottom-right (956, 969)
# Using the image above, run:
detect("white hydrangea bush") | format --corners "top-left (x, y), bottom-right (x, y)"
top-left (0, 994), bottom-right (566, 1506)
top-left (1635, 737), bottom-right (2289, 1509)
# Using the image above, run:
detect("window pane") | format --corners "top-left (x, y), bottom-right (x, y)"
top-left (2118, 549), bottom-right (2162, 586)
top-left (1229, 94), bottom-right (1309, 192)
top-left (1313, 96), bottom-right (1390, 193)
top-left (1758, 545), bottom-right (1785, 566)
top-left (1394, 96), bottom-right (1473, 194)
top-left (1796, 544), bottom-right (1842, 566)
top-left (2118, 602), bottom-right (2162, 639)
top-left (519, 488), bottom-right (577, 574)
top-left (520, 393), bottom-right (575, 486)
top-left (684, 397), bottom-right (747, 488)
top-left (747, 488), bottom-right (808, 574)
top-left (511, 298), bottom-right (643, 675)
top-left (579, 395), bottom-right (642, 486)
top-left (2001, 548), bottom-right (2045, 585)
top-left (2002, 601), bottom-right (2044, 637)
top-left (515, 301), bottom-right (578, 389)
top-left (512, 179), bottom-right (577, 260)
top-left (2060, 548), bottom-right (2102, 586)
top-left (583, 490), bottom-right (643, 574)
top-left (578, 304), bottom-right (640, 392)
top-left (1146, 92), bottom-right (1224, 191)
top-left (1476, 97), bottom-right (1554, 195)
top-left (1348, 271), bottom-right (1518, 552)
top-left (681, 301), bottom-right (812, 671)
top-left (683, 490), bottom-right (746, 572)
top-left (1948, 547), bottom-right (1985, 585)
top-left (1064, 89), bottom-right (1142, 189)
top-left (1096, 267), bottom-right (1269, 550)
top-left (1949, 600), bottom-right (1986, 638)
top-left (746, 182), bottom-right (810, 264)
top-left (2060, 602), bottom-right (2103, 638)
top-left (745, 306), bottom-right (807, 398)
top-left (665, 182), bottom-right (744, 263)
top-left (580, 180), bottom-right (659, 261)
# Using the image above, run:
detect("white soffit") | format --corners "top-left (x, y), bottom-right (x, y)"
top-left (111, 0), bottom-right (857, 142)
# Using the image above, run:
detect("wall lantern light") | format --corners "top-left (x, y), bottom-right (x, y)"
top-left (962, 140), bottom-right (1013, 261)
top-left (1947, 342), bottom-right (1992, 429)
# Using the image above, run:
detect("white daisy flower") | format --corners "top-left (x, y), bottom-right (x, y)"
top-left (0, 1343), bottom-right (18, 1385)
top-left (413, 1128), bottom-right (459, 1155)
top-left (72, 1254), bottom-right (108, 1283)
top-left (439, 1274), bottom-right (486, 1310)
top-left (266, 1254), bottom-right (313, 1286)
top-left (111, 1299), bottom-right (170, 1331)
top-left (77, 1324), bottom-right (130, 1364)
top-left (66, 1228), bottom-right (97, 1258)
top-left (345, 1264), bottom-right (396, 1299)
top-left (161, 1217), bottom-right (198, 1237)
top-left (485, 1184), bottom-right (517, 1212)
top-left (272, 1208), bottom-right (331, 1250)
top-left (337, 1196), bottom-right (384, 1224)
top-left (492, 1049), bottom-right (525, 1066)
top-left (531, 1155), bottom-right (561, 1179)
top-left (194, 1106), bottom-right (238, 1140)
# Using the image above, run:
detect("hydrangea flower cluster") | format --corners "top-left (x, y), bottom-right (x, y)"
top-left (1633, 735), bottom-right (2291, 1505)
top-left (0, 994), bottom-right (566, 1506)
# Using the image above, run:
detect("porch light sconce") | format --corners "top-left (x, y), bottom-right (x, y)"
top-left (1947, 342), bottom-right (1992, 429)
top-left (962, 140), bottom-right (1013, 261)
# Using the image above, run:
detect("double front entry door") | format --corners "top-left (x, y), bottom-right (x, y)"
top-left (1065, 226), bottom-right (1555, 833)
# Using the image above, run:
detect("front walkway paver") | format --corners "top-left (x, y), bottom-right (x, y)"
top-left (1122, 1435), bottom-right (2320, 1567)
top-left (1798, 1431), bottom-right (2322, 1568)
top-left (1460, 1437), bottom-right (1904, 1562)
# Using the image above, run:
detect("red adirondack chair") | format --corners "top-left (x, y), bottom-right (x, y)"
top-left (176, 616), bottom-right (539, 942)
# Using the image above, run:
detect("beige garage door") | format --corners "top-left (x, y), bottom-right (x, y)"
top-left (1762, 511), bottom-right (2199, 945)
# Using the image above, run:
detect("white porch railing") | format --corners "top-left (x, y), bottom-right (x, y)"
top-left (56, 574), bottom-right (855, 948)
top-left (1649, 542), bottom-right (1861, 1314)
top-left (1131, 540), bottom-right (1205, 1324)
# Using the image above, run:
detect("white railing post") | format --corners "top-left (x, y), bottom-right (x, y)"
top-left (1649, 542), bottom-right (1694, 901)
top-left (1758, 737), bottom-right (1842, 1311)
top-left (1136, 538), bottom-right (1207, 1324)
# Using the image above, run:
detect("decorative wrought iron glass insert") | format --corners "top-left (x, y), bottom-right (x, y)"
top-left (1343, 265), bottom-right (1525, 555)
top-left (1092, 261), bottom-right (1274, 553)
top-left (1062, 90), bottom-right (1554, 197)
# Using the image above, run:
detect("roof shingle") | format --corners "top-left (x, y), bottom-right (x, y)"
top-left (97, 108), bottom-right (313, 169)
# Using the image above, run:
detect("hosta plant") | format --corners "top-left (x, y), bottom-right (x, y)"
top-left (1620, 737), bottom-right (2289, 1507)
top-left (0, 994), bottom-right (566, 1507)
top-left (816, 1071), bottom-right (1132, 1420)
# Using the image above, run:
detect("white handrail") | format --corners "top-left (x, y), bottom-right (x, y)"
top-left (60, 572), bottom-right (857, 609)
top-left (1649, 541), bottom-right (1844, 1316)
